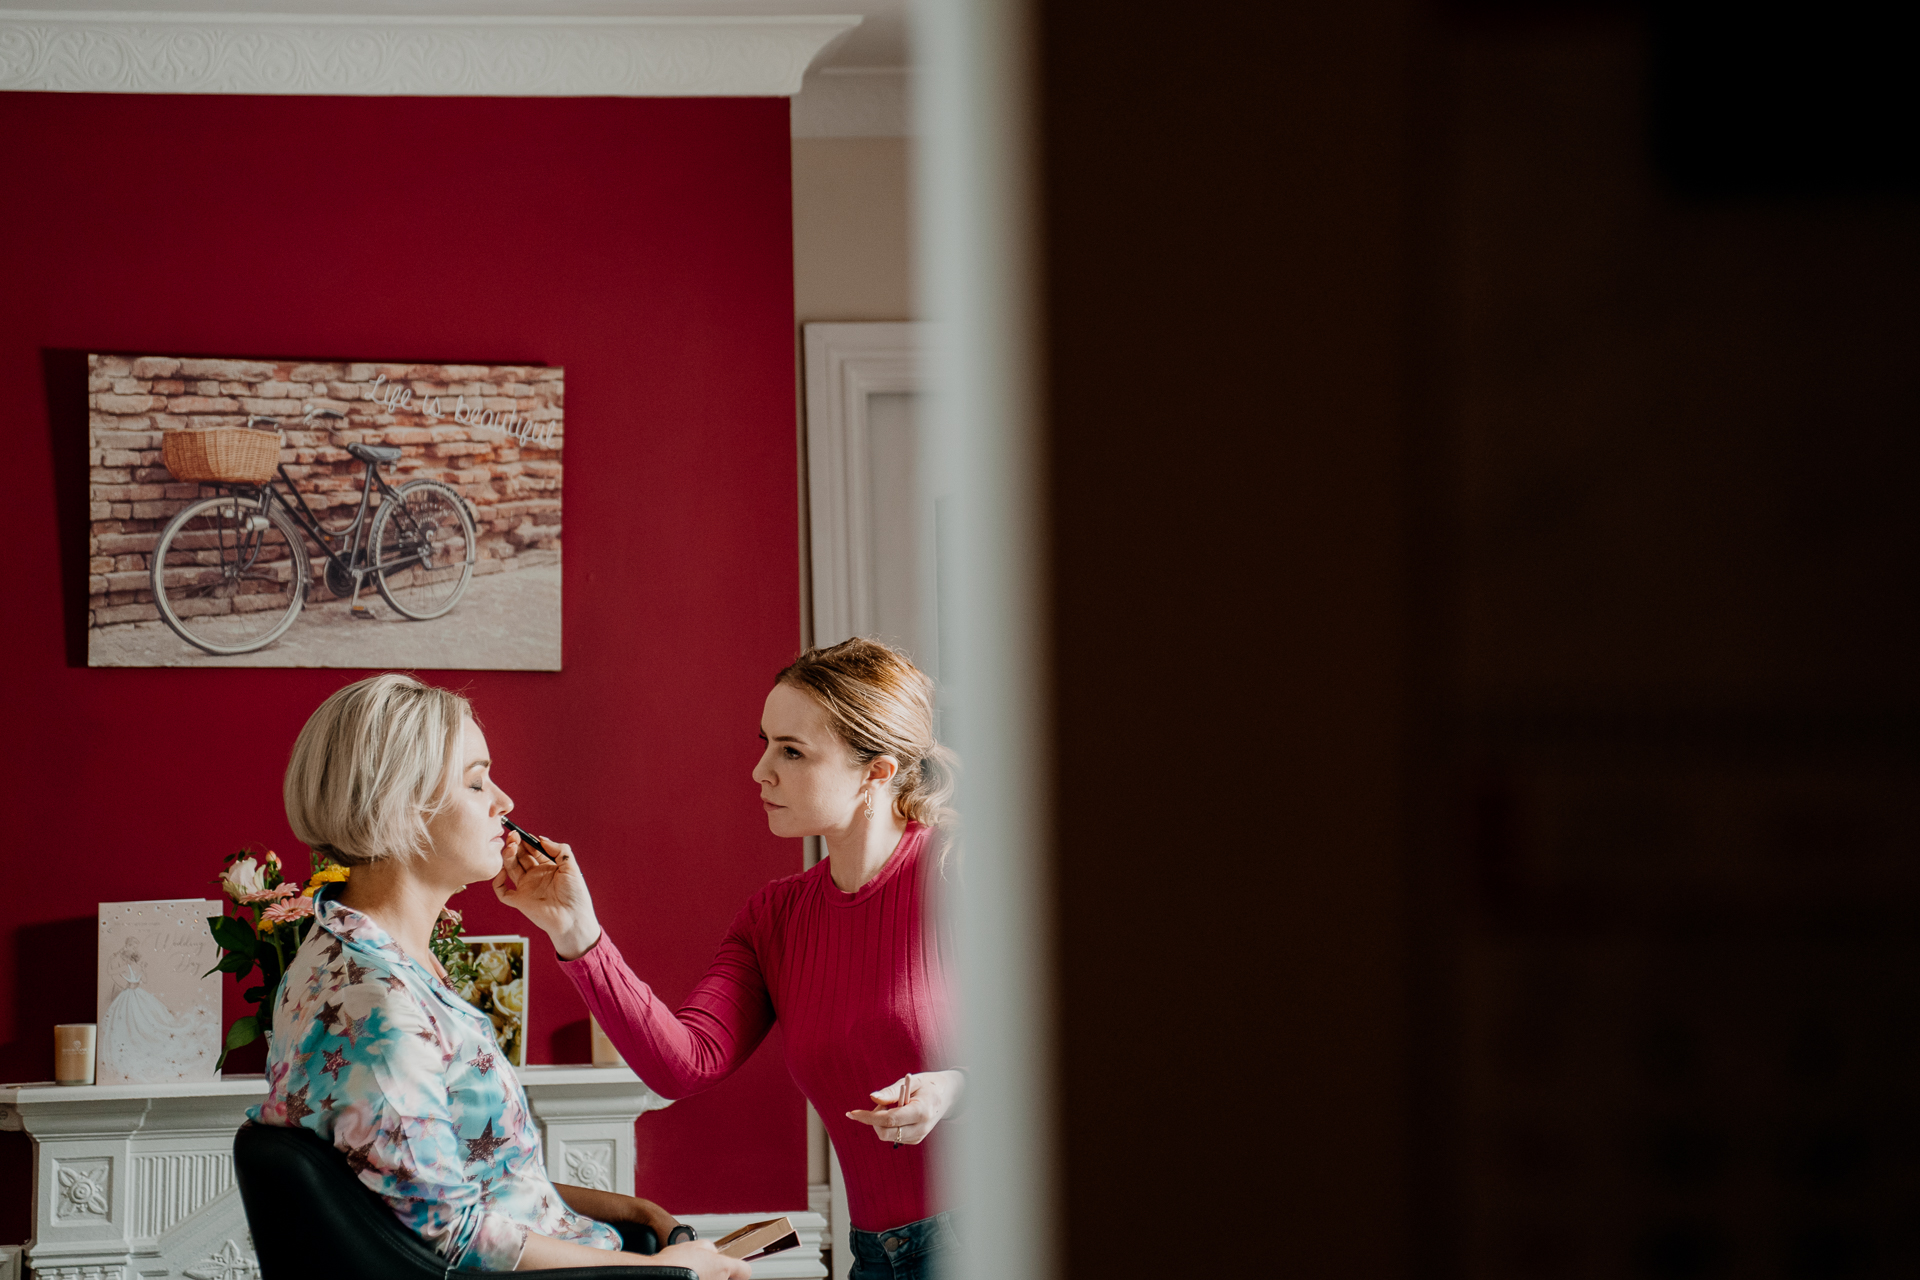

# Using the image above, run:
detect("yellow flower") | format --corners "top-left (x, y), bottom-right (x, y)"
top-left (301, 864), bottom-right (351, 898)
top-left (258, 918), bottom-right (276, 934)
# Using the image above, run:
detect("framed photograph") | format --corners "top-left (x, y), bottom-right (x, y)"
top-left (455, 935), bottom-right (528, 1068)
top-left (85, 355), bottom-right (564, 669)
top-left (96, 900), bottom-right (222, 1086)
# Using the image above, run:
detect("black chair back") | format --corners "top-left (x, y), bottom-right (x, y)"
top-left (232, 1121), bottom-right (695, 1279)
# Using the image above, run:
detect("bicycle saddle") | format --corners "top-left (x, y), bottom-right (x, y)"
top-left (347, 442), bottom-right (404, 463)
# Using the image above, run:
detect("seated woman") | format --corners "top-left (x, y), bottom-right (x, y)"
top-left (251, 673), bottom-right (743, 1278)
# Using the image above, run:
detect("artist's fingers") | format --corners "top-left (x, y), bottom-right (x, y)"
top-left (869, 1076), bottom-right (912, 1108)
top-left (846, 1110), bottom-right (922, 1144)
top-left (879, 1098), bottom-right (933, 1129)
top-left (496, 843), bottom-right (525, 887)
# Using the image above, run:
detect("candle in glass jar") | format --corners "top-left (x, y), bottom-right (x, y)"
top-left (55, 1023), bottom-right (96, 1086)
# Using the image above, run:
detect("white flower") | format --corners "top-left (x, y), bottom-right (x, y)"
top-left (492, 977), bottom-right (526, 1019)
top-left (221, 857), bottom-right (267, 904)
top-left (474, 949), bottom-right (514, 987)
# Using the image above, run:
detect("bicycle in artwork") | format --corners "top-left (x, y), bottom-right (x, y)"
top-left (147, 412), bottom-right (477, 656)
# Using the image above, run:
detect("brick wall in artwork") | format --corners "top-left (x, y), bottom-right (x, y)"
top-left (86, 355), bottom-right (564, 628)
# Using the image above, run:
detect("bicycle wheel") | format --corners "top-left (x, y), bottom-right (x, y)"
top-left (370, 480), bottom-right (476, 620)
top-left (149, 493), bottom-right (310, 655)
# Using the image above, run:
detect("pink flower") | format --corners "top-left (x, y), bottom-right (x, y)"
top-left (241, 882), bottom-right (300, 905)
top-left (261, 897), bottom-right (316, 926)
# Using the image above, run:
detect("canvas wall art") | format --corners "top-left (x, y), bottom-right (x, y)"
top-left (455, 935), bottom-right (528, 1068)
top-left (96, 899), bottom-right (223, 1086)
top-left (85, 355), bottom-right (564, 669)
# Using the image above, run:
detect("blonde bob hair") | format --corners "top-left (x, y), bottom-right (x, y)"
top-left (284, 673), bottom-right (472, 866)
top-left (776, 637), bottom-right (958, 831)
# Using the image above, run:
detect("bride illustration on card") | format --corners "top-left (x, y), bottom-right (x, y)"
top-left (96, 900), bottom-right (223, 1085)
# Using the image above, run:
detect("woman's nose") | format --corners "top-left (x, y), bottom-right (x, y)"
top-left (494, 786), bottom-right (515, 816)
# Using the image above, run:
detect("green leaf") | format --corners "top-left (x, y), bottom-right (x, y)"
top-left (242, 986), bottom-right (266, 1004)
top-left (209, 916), bottom-right (258, 955)
top-left (213, 1015), bottom-right (260, 1070)
top-left (215, 952), bottom-right (254, 975)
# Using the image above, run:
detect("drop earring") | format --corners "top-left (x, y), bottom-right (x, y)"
top-left (863, 787), bottom-right (874, 820)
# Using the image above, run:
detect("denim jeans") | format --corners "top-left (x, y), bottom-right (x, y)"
top-left (848, 1210), bottom-right (959, 1280)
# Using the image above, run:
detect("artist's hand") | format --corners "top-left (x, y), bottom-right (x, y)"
top-left (845, 1070), bottom-right (965, 1146)
top-left (492, 831), bottom-right (602, 960)
top-left (651, 1240), bottom-right (750, 1280)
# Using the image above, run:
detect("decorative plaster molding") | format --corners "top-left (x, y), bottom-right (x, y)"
top-left (132, 1151), bottom-right (232, 1239)
top-left (792, 66), bottom-right (911, 137)
top-left (181, 1239), bottom-right (258, 1280)
top-left (0, 11), bottom-right (859, 97)
top-left (560, 1139), bottom-right (614, 1191)
top-left (52, 1158), bottom-right (113, 1221)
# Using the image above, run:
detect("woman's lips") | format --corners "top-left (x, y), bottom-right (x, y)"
top-left (761, 799), bottom-right (783, 810)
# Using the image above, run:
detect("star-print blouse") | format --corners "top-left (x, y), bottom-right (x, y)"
top-left (248, 886), bottom-right (621, 1270)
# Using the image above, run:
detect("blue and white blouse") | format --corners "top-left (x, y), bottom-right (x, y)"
top-left (249, 886), bottom-right (620, 1269)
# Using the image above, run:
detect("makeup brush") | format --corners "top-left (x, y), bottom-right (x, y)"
top-left (501, 817), bottom-right (549, 856)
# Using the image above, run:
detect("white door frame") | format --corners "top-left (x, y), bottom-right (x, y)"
top-left (802, 321), bottom-right (931, 650)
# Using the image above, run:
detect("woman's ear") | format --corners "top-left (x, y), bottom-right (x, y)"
top-left (867, 757), bottom-right (900, 788)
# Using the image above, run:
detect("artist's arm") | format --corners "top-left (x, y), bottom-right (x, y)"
top-left (493, 834), bottom-right (777, 1097)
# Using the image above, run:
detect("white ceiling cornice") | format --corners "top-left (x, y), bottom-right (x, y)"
top-left (0, 9), bottom-right (860, 96)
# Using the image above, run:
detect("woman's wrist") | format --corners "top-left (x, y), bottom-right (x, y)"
top-left (551, 917), bottom-right (602, 962)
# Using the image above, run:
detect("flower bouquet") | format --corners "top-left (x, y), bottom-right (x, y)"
top-left (205, 849), bottom-right (472, 1068)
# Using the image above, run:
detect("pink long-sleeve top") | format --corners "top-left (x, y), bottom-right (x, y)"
top-left (558, 822), bottom-right (952, 1233)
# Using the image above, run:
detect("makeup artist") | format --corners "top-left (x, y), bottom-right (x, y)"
top-left (493, 638), bottom-right (964, 1280)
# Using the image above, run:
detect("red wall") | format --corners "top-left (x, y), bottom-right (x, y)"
top-left (0, 92), bottom-right (806, 1237)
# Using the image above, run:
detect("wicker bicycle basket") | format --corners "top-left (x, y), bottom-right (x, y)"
top-left (160, 427), bottom-right (283, 485)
